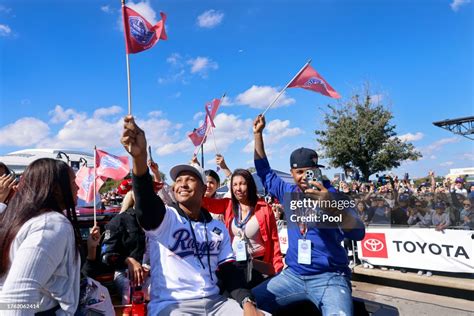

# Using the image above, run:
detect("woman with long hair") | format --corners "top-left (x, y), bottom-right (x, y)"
top-left (202, 168), bottom-right (283, 288)
top-left (0, 158), bottom-right (81, 314)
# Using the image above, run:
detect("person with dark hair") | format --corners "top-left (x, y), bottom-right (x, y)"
top-left (205, 169), bottom-right (221, 198)
top-left (121, 116), bottom-right (263, 315)
top-left (202, 168), bottom-right (284, 288)
top-left (0, 158), bottom-right (81, 314)
top-left (251, 114), bottom-right (365, 316)
top-left (0, 162), bottom-right (15, 214)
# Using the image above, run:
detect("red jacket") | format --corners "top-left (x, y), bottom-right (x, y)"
top-left (202, 197), bottom-right (284, 275)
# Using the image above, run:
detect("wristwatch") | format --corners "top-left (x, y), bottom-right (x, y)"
top-left (241, 296), bottom-right (256, 307)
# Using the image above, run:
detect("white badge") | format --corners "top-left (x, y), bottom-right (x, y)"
top-left (235, 240), bottom-right (247, 261)
top-left (298, 239), bottom-right (312, 265)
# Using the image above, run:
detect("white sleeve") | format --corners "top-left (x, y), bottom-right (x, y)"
top-left (145, 206), bottom-right (178, 238)
top-left (0, 220), bottom-right (73, 315)
top-left (217, 224), bottom-right (235, 266)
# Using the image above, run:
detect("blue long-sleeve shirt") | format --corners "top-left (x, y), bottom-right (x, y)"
top-left (255, 157), bottom-right (365, 276)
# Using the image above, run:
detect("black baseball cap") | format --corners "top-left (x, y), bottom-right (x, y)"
top-left (290, 147), bottom-right (325, 169)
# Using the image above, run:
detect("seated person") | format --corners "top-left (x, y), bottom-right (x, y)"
top-left (203, 168), bottom-right (284, 289)
top-left (121, 116), bottom-right (263, 315)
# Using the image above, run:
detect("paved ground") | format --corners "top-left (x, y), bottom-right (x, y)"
top-left (352, 281), bottom-right (474, 316)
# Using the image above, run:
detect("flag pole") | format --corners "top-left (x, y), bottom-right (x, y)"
top-left (93, 146), bottom-right (97, 226)
top-left (261, 59), bottom-right (312, 116)
top-left (201, 143), bottom-right (204, 168)
top-left (122, 0), bottom-right (132, 115)
top-left (209, 92), bottom-right (225, 155)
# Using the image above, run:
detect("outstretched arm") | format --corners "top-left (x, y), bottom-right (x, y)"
top-left (253, 114), bottom-right (267, 160)
top-left (121, 116), bottom-right (166, 231)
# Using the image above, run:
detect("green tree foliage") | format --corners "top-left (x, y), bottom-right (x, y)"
top-left (315, 90), bottom-right (422, 181)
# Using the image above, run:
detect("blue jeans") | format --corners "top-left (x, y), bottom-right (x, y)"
top-left (251, 268), bottom-right (353, 316)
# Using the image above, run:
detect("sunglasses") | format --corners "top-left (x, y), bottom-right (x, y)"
top-left (415, 204), bottom-right (422, 207)
top-left (463, 203), bottom-right (471, 206)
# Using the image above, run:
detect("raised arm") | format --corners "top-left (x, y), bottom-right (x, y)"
top-left (121, 116), bottom-right (166, 231)
top-left (253, 114), bottom-right (267, 160)
top-left (216, 154), bottom-right (232, 178)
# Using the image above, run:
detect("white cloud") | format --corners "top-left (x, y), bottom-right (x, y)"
top-left (422, 137), bottom-right (460, 155)
top-left (187, 57), bottom-right (218, 78)
top-left (243, 119), bottom-right (303, 153)
top-left (450, 0), bottom-right (471, 11)
top-left (0, 24), bottom-right (11, 37)
top-left (49, 105), bottom-right (81, 124)
top-left (158, 69), bottom-right (187, 84)
top-left (221, 95), bottom-right (233, 106)
top-left (193, 112), bottom-right (205, 121)
top-left (126, 1), bottom-right (158, 24)
top-left (93, 105), bottom-right (122, 119)
top-left (156, 139), bottom-right (191, 156)
top-left (148, 110), bottom-right (163, 118)
top-left (235, 85), bottom-right (296, 109)
top-left (0, 118), bottom-right (49, 146)
top-left (461, 152), bottom-right (474, 160)
top-left (398, 132), bottom-right (424, 142)
top-left (166, 53), bottom-right (182, 65)
top-left (0, 5), bottom-right (12, 14)
top-left (440, 161), bottom-right (454, 167)
top-left (101, 5), bottom-right (113, 14)
top-left (158, 113), bottom-right (253, 156)
top-left (197, 10), bottom-right (224, 28)
top-left (39, 106), bottom-right (180, 150)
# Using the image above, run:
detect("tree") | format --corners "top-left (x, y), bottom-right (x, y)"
top-left (315, 89), bottom-right (422, 181)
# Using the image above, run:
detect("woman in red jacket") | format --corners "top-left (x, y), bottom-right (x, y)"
top-left (203, 168), bottom-right (283, 289)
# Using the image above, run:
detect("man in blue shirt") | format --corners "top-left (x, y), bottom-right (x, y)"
top-left (251, 114), bottom-right (365, 316)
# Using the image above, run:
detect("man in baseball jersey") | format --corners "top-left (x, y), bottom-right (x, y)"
top-left (121, 116), bottom-right (262, 316)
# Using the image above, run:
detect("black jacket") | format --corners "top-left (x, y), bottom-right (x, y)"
top-left (101, 208), bottom-right (146, 270)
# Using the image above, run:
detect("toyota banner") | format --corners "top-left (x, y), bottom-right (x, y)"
top-left (357, 228), bottom-right (474, 273)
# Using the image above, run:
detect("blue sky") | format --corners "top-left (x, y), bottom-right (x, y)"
top-left (0, 0), bottom-right (473, 180)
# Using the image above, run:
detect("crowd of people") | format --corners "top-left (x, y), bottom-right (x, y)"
top-left (0, 114), bottom-right (472, 315)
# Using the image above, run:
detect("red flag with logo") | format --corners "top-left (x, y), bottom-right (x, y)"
top-left (95, 149), bottom-right (130, 180)
top-left (122, 5), bottom-right (167, 54)
top-left (75, 166), bottom-right (105, 203)
top-left (188, 120), bottom-right (209, 147)
top-left (288, 64), bottom-right (341, 99)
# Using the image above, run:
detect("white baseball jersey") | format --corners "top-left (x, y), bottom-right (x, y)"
top-left (146, 205), bottom-right (235, 315)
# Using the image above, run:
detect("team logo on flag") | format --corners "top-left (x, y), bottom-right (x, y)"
top-left (100, 155), bottom-right (122, 169)
top-left (81, 174), bottom-right (93, 195)
top-left (304, 77), bottom-right (327, 89)
top-left (129, 16), bottom-right (155, 45)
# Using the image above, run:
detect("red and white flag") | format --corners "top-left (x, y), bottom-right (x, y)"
top-left (288, 64), bottom-right (341, 99)
top-left (122, 6), bottom-right (167, 54)
top-left (188, 120), bottom-right (209, 147)
top-left (95, 149), bottom-right (130, 180)
top-left (75, 166), bottom-right (105, 203)
top-left (204, 98), bottom-right (220, 127)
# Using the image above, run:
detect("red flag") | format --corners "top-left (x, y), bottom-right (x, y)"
top-left (288, 64), bottom-right (341, 99)
top-left (75, 166), bottom-right (105, 203)
top-left (204, 98), bottom-right (220, 127)
top-left (95, 149), bottom-right (130, 180)
top-left (188, 120), bottom-right (209, 147)
top-left (122, 6), bottom-right (167, 54)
